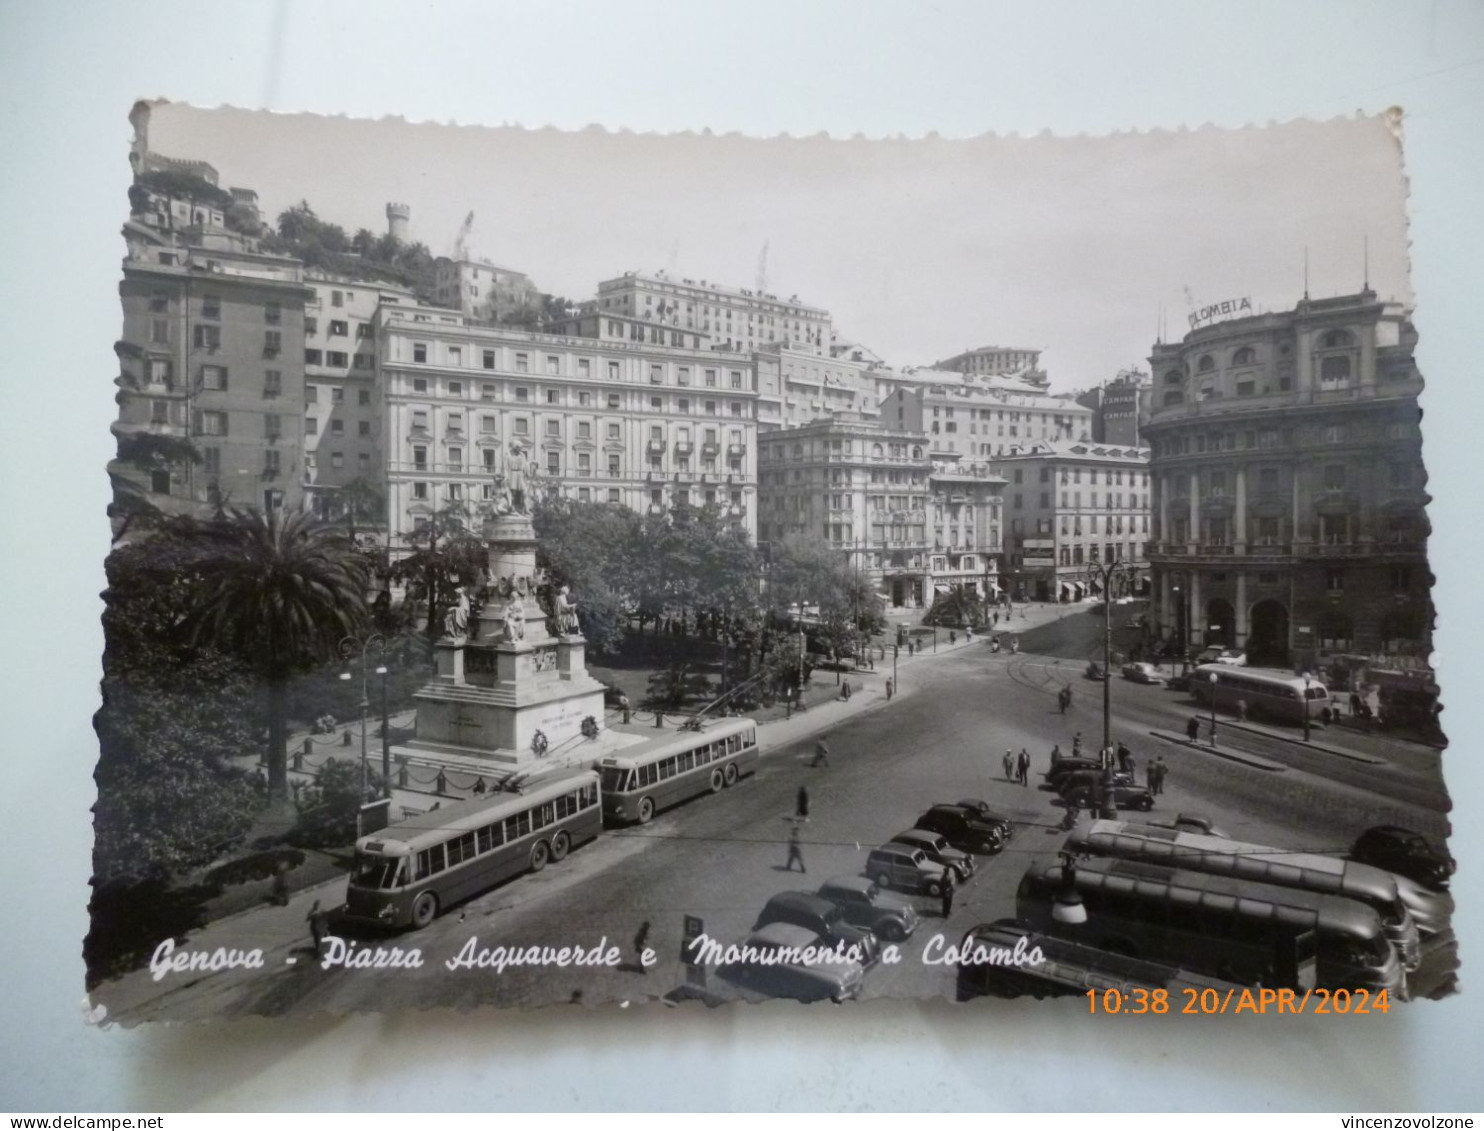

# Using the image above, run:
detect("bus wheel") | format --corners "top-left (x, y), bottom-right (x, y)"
top-left (637, 796), bottom-right (655, 824)
top-left (530, 839), bottom-right (551, 872)
top-left (723, 762), bottom-right (739, 787)
top-left (709, 769), bottom-right (724, 793)
top-left (411, 892), bottom-right (439, 929)
top-left (550, 830), bottom-right (571, 861)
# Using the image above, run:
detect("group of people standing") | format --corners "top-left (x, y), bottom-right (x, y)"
top-left (1002, 748), bottom-right (1031, 785)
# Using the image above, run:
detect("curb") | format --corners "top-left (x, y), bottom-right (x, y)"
top-left (1148, 731), bottom-right (1288, 772)
top-left (1213, 720), bottom-right (1388, 765)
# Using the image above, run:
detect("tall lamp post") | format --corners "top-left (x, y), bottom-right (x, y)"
top-left (1302, 671), bottom-right (1313, 743)
top-left (1208, 670), bottom-right (1219, 748)
top-left (340, 633), bottom-right (388, 830)
top-left (1086, 557), bottom-right (1134, 819)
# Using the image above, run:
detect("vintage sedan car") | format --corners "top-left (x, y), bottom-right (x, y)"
top-left (915, 805), bottom-right (1007, 855)
top-left (1084, 662), bottom-right (1108, 681)
top-left (1146, 813), bottom-right (1229, 838)
top-left (1043, 758), bottom-right (1109, 787)
top-left (951, 799), bottom-right (1016, 843)
top-left (865, 843), bottom-right (950, 896)
top-left (816, 876), bottom-right (920, 942)
top-left (753, 892), bottom-right (881, 966)
top-left (1195, 646), bottom-right (1247, 666)
top-left (715, 922), bottom-right (866, 1003)
top-left (1349, 825), bottom-right (1455, 892)
top-left (1121, 662), bottom-right (1164, 685)
top-left (1058, 773), bottom-right (1154, 811)
top-left (890, 829), bottom-right (975, 882)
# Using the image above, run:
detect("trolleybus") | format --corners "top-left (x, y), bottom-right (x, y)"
top-left (1188, 664), bottom-right (1330, 725)
top-left (598, 717), bottom-right (760, 824)
top-left (343, 770), bottom-right (602, 930)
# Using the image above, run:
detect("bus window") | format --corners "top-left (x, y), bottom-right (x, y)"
top-left (506, 812), bottom-right (532, 841)
top-left (477, 823), bottom-right (500, 853)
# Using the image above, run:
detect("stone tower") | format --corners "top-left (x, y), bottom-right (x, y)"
top-left (401, 510), bottom-right (608, 767)
top-left (386, 202), bottom-right (410, 245)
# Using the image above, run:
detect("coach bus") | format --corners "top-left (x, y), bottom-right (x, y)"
top-left (1016, 857), bottom-right (1405, 995)
top-left (1187, 664), bottom-right (1331, 725)
top-left (343, 770), bottom-right (603, 930)
top-left (1065, 820), bottom-right (1421, 969)
top-left (598, 717), bottom-right (760, 825)
top-left (954, 918), bottom-right (1246, 1002)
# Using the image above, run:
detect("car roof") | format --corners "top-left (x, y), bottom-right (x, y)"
top-left (821, 875), bottom-right (874, 896)
top-left (746, 922), bottom-right (824, 949)
top-left (870, 843), bottom-right (918, 857)
top-left (763, 891), bottom-right (837, 916)
top-left (892, 829), bottom-right (940, 844)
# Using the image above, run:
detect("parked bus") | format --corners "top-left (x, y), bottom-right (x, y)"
top-left (1065, 820), bottom-right (1421, 968)
top-left (1016, 857), bottom-right (1406, 995)
top-left (955, 919), bottom-right (1246, 1002)
top-left (599, 717), bottom-right (760, 825)
top-left (343, 770), bottom-right (602, 930)
top-left (1188, 664), bottom-right (1330, 725)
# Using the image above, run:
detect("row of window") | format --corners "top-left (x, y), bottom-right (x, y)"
top-left (411, 783), bottom-right (599, 881)
top-left (1161, 514), bottom-right (1421, 546)
top-left (306, 318), bottom-right (372, 339)
top-left (1154, 420), bottom-right (1411, 458)
top-left (403, 342), bottom-right (749, 387)
top-left (150, 292), bottom-right (285, 325)
top-left (1164, 462), bottom-right (1418, 497)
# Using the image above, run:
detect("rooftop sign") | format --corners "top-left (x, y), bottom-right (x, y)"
top-left (1189, 297), bottom-right (1253, 330)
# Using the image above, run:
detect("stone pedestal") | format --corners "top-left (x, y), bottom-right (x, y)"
top-left (400, 511), bottom-right (606, 767)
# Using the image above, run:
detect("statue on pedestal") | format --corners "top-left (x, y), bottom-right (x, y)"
top-left (554, 585), bottom-right (579, 636)
top-left (488, 472), bottom-right (513, 518)
top-left (507, 442), bottom-right (530, 515)
top-left (501, 597), bottom-right (526, 643)
top-left (443, 585), bottom-right (471, 640)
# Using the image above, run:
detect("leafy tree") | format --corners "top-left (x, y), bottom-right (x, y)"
top-left (533, 499), bottom-right (643, 655)
top-left (643, 662), bottom-right (713, 710)
top-left (924, 585), bottom-right (987, 628)
top-left (169, 508), bottom-right (371, 800)
top-left (387, 504), bottom-right (487, 655)
top-left (290, 758), bottom-right (385, 848)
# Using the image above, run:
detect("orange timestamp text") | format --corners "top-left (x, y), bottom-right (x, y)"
top-left (1084, 986), bottom-right (1393, 1015)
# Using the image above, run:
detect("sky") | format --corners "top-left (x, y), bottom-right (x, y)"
top-left (148, 105), bottom-right (1411, 395)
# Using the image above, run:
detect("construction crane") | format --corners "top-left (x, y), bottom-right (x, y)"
top-left (453, 210), bottom-right (474, 260)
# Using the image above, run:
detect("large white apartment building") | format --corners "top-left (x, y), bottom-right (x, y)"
top-left (595, 271), bottom-right (832, 356)
top-left (378, 310), bottom-right (760, 550)
top-left (880, 381), bottom-right (1092, 465)
top-left (755, 345), bottom-right (880, 431)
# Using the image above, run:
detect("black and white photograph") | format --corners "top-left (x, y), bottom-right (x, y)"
top-left (84, 101), bottom-right (1461, 1025)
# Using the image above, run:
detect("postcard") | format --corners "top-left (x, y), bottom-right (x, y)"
top-left (89, 103), bottom-right (1456, 1023)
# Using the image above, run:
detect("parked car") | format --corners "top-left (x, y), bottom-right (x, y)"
top-left (892, 829), bottom-right (976, 882)
top-left (1349, 825), bottom-right (1455, 892)
top-left (1195, 646), bottom-right (1247, 666)
top-left (1121, 662), bottom-right (1164, 685)
top-left (716, 922), bottom-right (866, 1002)
top-left (915, 804), bottom-right (1008, 855)
top-left (1043, 758), bottom-right (1107, 787)
top-left (1084, 662), bottom-right (1107, 681)
top-left (1165, 673), bottom-right (1192, 692)
top-left (1058, 774), bottom-right (1154, 811)
top-left (866, 843), bottom-right (950, 896)
top-left (950, 799), bottom-right (1016, 843)
top-left (816, 876), bottom-right (920, 942)
top-left (1146, 813), bottom-right (1229, 838)
top-left (753, 892), bottom-right (882, 966)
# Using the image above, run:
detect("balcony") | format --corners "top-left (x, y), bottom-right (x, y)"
top-left (646, 439), bottom-right (667, 455)
top-left (648, 504), bottom-right (666, 515)
top-left (728, 443), bottom-right (746, 457)
top-left (701, 442), bottom-right (720, 457)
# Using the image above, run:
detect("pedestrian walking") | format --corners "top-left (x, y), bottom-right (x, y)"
top-left (1153, 756), bottom-right (1168, 795)
top-left (1145, 758), bottom-right (1157, 791)
top-left (796, 785), bottom-right (810, 820)
top-left (1185, 715), bottom-right (1200, 743)
top-left (785, 824), bottom-right (807, 873)
top-left (619, 693), bottom-right (632, 724)
top-left (270, 860), bottom-right (290, 907)
top-left (1002, 749), bottom-right (1015, 781)
top-left (1117, 743), bottom-right (1133, 774)
top-left (940, 873), bottom-right (955, 919)
top-left (634, 920), bottom-right (651, 974)
top-left (1016, 748), bottom-right (1031, 786)
top-left (1072, 732), bottom-right (1083, 758)
top-left (307, 899), bottom-right (329, 957)
top-left (885, 678), bottom-right (894, 700)
top-left (1050, 743), bottom-right (1062, 766)
top-left (811, 738), bottom-right (832, 767)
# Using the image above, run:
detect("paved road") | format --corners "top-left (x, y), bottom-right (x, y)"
top-left (97, 633), bottom-right (1455, 1021)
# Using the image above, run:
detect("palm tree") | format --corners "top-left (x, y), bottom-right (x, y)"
top-left (174, 508), bottom-right (370, 801)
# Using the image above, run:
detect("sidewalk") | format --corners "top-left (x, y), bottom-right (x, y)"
top-left (1148, 730), bottom-right (1289, 772)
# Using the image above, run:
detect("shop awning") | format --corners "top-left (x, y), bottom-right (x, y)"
top-left (933, 584), bottom-right (950, 594)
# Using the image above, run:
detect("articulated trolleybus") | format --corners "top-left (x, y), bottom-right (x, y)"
top-left (344, 770), bottom-right (602, 930)
top-left (599, 717), bottom-right (760, 825)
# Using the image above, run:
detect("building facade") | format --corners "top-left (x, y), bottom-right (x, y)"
top-left (301, 275), bottom-right (421, 521)
top-left (989, 442), bottom-right (1152, 603)
top-left (927, 456), bottom-right (1007, 599)
top-left (112, 242), bottom-right (311, 523)
top-left (1143, 290), bottom-right (1429, 670)
top-left (595, 271), bottom-right (832, 356)
top-left (378, 310), bottom-right (760, 551)
top-left (754, 346), bottom-right (880, 431)
top-left (433, 256), bottom-right (541, 325)
top-left (880, 381), bottom-right (1093, 465)
top-left (934, 344), bottom-right (1047, 386)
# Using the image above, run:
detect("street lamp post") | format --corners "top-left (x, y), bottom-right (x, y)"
top-left (340, 633), bottom-right (388, 830)
top-left (1208, 671), bottom-right (1219, 748)
top-left (1170, 581), bottom-right (1181, 673)
top-left (1302, 671), bottom-right (1313, 743)
top-left (1086, 558), bottom-right (1134, 820)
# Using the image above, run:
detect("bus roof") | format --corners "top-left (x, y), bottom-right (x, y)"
top-left (597, 716), bottom-right (758, 770)
top-left (1072, 821), bottom-right (1401, 903)
top-left (1193, 664), bottom-right (1327, 689)
top-left (354, 769), bottom-right (599, 855)
top-left (1029, 855), bottom-right (1384, 936)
